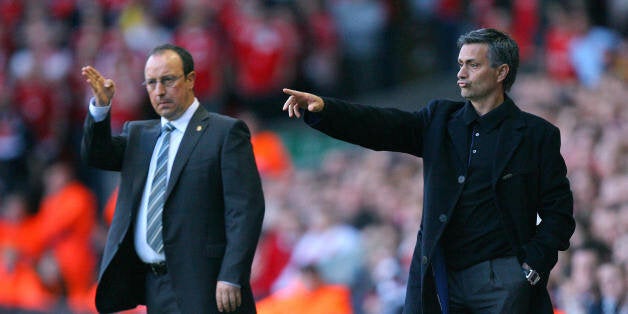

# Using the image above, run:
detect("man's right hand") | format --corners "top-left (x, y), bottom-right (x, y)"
top-left (282, 88), bottom-right (324, 118)
top-left (81, 66), bottom-right (115, 107)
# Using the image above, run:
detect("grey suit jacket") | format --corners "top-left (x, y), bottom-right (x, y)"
top-left (82, 105), bottom-right (264, 313)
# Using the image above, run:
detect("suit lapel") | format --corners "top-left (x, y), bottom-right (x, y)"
top-left (492, 110), bottom-right (525, 186)
top-left (165, 107), bottom-right (210, 197)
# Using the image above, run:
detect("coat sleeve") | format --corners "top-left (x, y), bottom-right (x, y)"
top-left (81, 112), bottom-right (127, 171)
top-left (522, 125), bottom-right (575, 276)
top-left (304, 97), bottom-right (434, 157)
top-left (218, 120), bottom-right (265, 285)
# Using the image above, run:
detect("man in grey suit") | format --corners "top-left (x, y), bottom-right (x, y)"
top-left (82, 44), bottom-right (264, 313)
top-left (282, 28), bottom-right (575, 313)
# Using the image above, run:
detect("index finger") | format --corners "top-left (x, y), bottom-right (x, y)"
top-left (282, 88), bottom-right (304, 97)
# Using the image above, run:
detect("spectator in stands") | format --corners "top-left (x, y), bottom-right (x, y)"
top-left (224, 1), bottom-right (300, 118)
top-left (238, 110), bottom-right (293, 178)
top-left (568, 2), bottom-right (621, 88)
top-left (0, 78), bottom-right (32, 196)
top-left (257, 263), bottom-right (353, 314)
top-left (0, 191), bottom-right (61, 312)
top-left (9, 5), bottom-right (72, 161)
top-left (555, 243), bottom-right (605, 313)
top-left (329, 0), bottom-right (388, 95)
top-left (587, 262), bottom-right (628, 314)
top-left (173, 2), bottom-right (226, 112)
top-left (20, 160), bottom-right (98, 313)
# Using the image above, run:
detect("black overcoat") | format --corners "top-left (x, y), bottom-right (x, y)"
top-left (305, 96), bottom-right (575, 314)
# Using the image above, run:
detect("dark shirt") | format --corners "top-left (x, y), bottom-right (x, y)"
top-left (442, 100), bottom-right (515, 270)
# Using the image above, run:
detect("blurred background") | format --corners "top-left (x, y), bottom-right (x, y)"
top-left (0, 0), bottom-right (627, 313)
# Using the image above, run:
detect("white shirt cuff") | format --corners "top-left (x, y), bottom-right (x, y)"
top-left (88, 97), bottom-right (111, 122)
top-left (218, 281), bottom-right (241, 288)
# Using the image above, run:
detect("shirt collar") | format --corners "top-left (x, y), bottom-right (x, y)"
top-left (160, 98), bottom-right (199, 132)
top-left (462, 101), bottom-right (479, 126)
top-left (462, 95), bottom-right (516, 132)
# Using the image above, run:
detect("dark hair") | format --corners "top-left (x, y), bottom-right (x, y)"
top-left (457, 28), bottom-right (519, 91)
top-left (148, 44), bottom-right (195, 75)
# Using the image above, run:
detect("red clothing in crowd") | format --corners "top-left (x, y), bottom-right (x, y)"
top-left (174, 22), bottom-right (225, 103)
top-left (12, 79), bottom-right (59, 144)
top-left (545, 27), bottom-right (577, 83)
top-left (251, 230), bottom-right (292, 298)
top-left (510, 0), bottom-right (539, 62)
top-left (223, 4), bottom-right (299, 98)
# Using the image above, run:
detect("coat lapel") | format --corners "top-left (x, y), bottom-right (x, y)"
top-left (165, 107), bottom-right (210, 197)
top-left (492, 108), bottom-right (525, 186)
top-left (447, 112), bottom-right (469, 169)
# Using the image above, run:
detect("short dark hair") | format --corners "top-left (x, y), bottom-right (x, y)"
top-left (148, 44), bottom-right (195, 75)
top-left (457, 28), bottom-right (519, 92)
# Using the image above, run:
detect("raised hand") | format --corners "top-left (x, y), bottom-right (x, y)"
top-left (282, 88), bottom-right (325, 118)
top-left (81, 66), bottom-right (115, 107)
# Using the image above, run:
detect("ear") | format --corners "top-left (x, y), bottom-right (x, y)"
top-left (496, 64), bottom-right (509, 83)
top-left (185, 71), bottom-right (196, 89)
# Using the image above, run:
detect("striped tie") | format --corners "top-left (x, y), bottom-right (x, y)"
top-left (146, 122), bottom-right (174, 253)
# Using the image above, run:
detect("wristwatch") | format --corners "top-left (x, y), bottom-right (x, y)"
top-left (523, 267), bottom-right (541, 286)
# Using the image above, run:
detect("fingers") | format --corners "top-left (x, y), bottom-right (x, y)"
top-left (216, 282), bottom-right (242, 312)
top-left (81, 65), bottom-right (115, 106)
top-left (282, 95), bottom-right (294, 113)
top-left (81, 66), bottom-right (103, 84)
top-left (282, 89), bottom-right (304, 118)
top-left (281, 95), bottom-right (298, 118)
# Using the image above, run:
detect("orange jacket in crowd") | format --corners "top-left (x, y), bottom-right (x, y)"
top-left (257, 280), bottom-right (353, 314)
top-left (0, 216), bottom-right (58, 311)
top-left (18, 180), bottom-right (98, 312)
top-left (251, 130), bottom-right (292, 178)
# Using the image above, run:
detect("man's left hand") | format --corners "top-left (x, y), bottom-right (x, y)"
top-left (216, 281), bottom-right (241, 312)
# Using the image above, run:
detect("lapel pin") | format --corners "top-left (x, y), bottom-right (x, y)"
top-left (196, 125), bottom-right (202, 131)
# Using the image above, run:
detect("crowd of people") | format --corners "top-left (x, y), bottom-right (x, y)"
top-left (0, 0), bottom-right (627, 313)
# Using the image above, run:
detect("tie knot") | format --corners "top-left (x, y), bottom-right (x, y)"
top-left (162, 122), bottom-right (175, 134)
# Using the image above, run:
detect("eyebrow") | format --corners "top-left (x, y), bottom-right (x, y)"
top-left (145, 74), bottom-right (178, 79)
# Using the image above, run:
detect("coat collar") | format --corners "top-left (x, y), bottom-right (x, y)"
top-left (492, 98), bottom-right (525, 185)
top-left (447, 96), bottom-right (525, 182)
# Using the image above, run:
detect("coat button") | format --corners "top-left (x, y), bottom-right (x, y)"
top-left (457, 175), bottom-right (465, 184)
top-left (439, 214), bottom-right (447, 223)
top-left (422, 256), bottom-right (428, 265)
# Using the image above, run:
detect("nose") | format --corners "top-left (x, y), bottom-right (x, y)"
top-left (154, 82), bottom-right (166, 95)
top-left (457, 65), bottom-right (467, 79)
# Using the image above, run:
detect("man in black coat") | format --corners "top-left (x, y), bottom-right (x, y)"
top-left (82, 44), bottom-right (264, 313)
top-left (282, 28), bottom-right (575, 314)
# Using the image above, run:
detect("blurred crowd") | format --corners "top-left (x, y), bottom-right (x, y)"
top-left (0, 0), bottom-right (627, 313)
